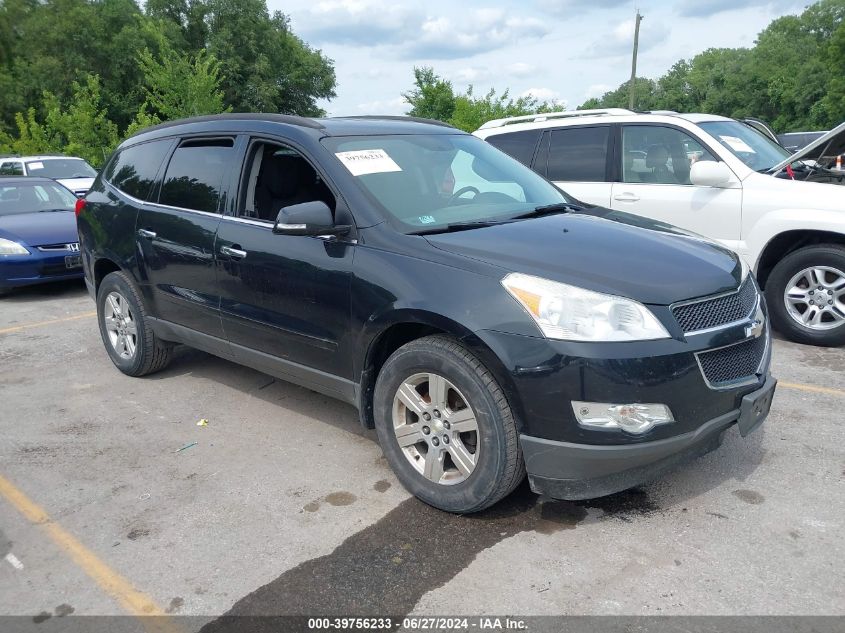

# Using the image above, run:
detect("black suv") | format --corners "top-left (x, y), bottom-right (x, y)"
top-left (77, 114), bottom-right (776, 513)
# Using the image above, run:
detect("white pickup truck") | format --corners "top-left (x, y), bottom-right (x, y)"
top-left (475, 109), bottom-right (845, 346)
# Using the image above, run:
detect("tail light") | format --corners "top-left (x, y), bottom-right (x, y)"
top-left (75, 198), bottom-right (86, 217)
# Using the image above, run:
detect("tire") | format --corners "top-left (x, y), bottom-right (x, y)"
top-left (373, 335), bottom-right (525, 513)
top-left (96, 271), bottom-right (172, 376)
top-left (765, 244), bottom-right (845, 347)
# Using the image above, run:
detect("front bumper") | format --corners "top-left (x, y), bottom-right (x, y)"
top-left (522, 374), bottom-right (775, 499)
top-left (0, 251), bottom-right (84, 289)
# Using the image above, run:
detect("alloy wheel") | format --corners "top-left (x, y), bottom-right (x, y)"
top-left (784, 266), bottom-right (845, 331)
top-left (103, 291), bottom-right (138, 359)
top-left (391, 372), bottom-right (480, 485)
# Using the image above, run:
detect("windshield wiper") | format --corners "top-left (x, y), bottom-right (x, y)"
top-left (39, 208), bottom-right (71, 213)
top-left (511, 202), bottom-right (583, 220)
top-left (409, 219), bottom-right (516, 235)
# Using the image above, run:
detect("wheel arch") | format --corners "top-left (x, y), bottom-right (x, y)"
top-left (93, 257), bottom-right (122, 294)
top-left (756, 230), bottom-right (845, 289)
top-left (356, 310), bottom-right (523, 432)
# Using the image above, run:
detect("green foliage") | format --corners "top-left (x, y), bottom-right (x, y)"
top-left (137, 29), bottom-right (229, 121)
top-left (404, 67), bottom-right (458, 122)
top-left (0, 76), bottom-right (118, 166)
top-left (403, 67), bottom-right (557, 132)
top-left (0, 0), bottom-right (337, 158)
top-left (580, 0), bottom-right (845, 132)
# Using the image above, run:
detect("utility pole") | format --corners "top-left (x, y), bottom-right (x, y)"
top-left (628, 10), bottom-right (643, 110)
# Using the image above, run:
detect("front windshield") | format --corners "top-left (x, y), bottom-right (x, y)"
top-left (699, 121), bottom-right (791, 171)
top-left (0, 182), bottom-right (77, 216)
top-left (322, 134), bottom-right (568, 232)
top-left (25, 158), bottom-right (97, 179)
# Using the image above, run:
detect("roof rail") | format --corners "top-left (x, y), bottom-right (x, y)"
top-left (478, 108), bottom-right (634, 130)
top-left (639, 110), bottom-right (679, 115)
top-left (335, 115), bottom-right (456, 129)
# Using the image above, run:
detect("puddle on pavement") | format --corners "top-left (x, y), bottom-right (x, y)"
top-left (200, 483), bottom-right (660, 629)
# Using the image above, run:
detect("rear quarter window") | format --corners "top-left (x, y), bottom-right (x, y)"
top-left (105, 140), bottom-right (173, 200)
top-left (485, 130), bottom-right (542, 168)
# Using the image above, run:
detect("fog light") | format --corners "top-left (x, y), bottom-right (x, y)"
top-left (572, 401), bottom-right (674, 434)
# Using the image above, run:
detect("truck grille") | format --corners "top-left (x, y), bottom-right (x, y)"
top-left (696, 334), bottom-right (767, 388)
top-left (672, 278), bottom-right (758, 333)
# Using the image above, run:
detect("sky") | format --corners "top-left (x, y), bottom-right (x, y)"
top-left (266, 0), bottom-right (810, 117)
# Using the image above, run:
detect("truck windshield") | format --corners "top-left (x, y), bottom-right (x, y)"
top-left (321, 134), bottom-right (568, 233)
top-left (699, 121), bottom-right (791, 172)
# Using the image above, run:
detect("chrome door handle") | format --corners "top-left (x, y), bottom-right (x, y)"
top-left (138, 228), bottom-right (157, 239)
top-left (220, 245), bottom-right (247, 259)
top-left (613, 193), bottom-right (640, 202)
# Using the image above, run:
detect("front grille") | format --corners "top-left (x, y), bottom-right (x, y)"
top-left (37, 242), bottom-right (78, 252)
top-left (696, 334), bottom-right (767, 388)
top-left (673, 278), bottom-right (758, 333)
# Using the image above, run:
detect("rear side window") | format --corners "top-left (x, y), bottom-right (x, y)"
top-left (159, 139), bottom-right (235, 213)
top-left (0, 162), bottom-right (24, 176)
top-left (105, 140), bottom-right (172, 200)
top-left (486, 130), bottom-right (542, 167)
top-left (546, 126), bottom-right (609, 182)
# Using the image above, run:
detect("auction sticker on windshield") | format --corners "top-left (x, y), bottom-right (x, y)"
top-left (719, 136), bottom-right (755, 153)
top-left (335, 149), bottom-right (402, 176)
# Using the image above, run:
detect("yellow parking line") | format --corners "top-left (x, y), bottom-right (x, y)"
top-left (0, 311), bottom-right (96, 335)
top-left (780, 381), bottom-right (845, 397)
top-left (0, 473), bottom-right (173, 626)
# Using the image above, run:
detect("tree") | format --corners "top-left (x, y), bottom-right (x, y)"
top-left (402, 67), bottom-right (557, 131)
top-left (0, 75), bottom-right (118, 166)
top-left (577, 0), bottom-right (845, 131)
top-left (137, 30), bottom-right (229, 121)
top-left (404, 67), bottom-right (458, 122)
top-left (203, 0), bottom-right (336, 115)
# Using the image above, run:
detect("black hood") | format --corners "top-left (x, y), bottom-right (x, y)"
top-left (424, 211), bottom-right (742, 305)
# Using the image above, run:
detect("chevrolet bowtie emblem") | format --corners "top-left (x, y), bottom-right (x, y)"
top-left (746, 307), bottom-right (765, 338)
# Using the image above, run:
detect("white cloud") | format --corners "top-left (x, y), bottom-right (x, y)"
top-left (447, 62), bottom-right (538, 85)
top-left (677, 0), bottom-right (799, 18)
top-left (585, 83), bottom-right (613, 99)
top-left (403, 10), bottom-right (551, 59)
top-left (298, 1), bottom-right (419, 45)
top-left (582, 18), bottom-right (671, 59)
top-left (538, 0), bottom-right (630, 15)
top-left (355, 97), bottom-right (407, 115)
top-left (503, 62), bottom-right (537, 78)
top-left (519, 87), bottom-right (566, 107)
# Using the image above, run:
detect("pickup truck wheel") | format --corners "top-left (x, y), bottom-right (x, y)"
top-left (765, 245), bottom-right (845, 347)
top-left (373, 335), bottom-right (524, 513)
top-left (97, 271), bottom-right (172, 376)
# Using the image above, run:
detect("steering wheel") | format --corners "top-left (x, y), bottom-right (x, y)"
top-left (448, 186), bottom-right (480, 204)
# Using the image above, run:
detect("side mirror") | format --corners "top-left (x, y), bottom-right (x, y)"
top-left (272, 201), bottom-right (350, 237)
top-left (690, 161), bottom-right (733, 188)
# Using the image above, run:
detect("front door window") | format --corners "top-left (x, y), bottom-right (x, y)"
top-left (622, 125), bottom-right (716, 185)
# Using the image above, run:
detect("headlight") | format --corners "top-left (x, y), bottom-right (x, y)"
top-left (0, 238), bottom-right (30, 256)
top-left (501, 272), bottom-right (670, 342)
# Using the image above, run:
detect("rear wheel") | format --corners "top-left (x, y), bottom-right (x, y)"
top-left (373, 335), bottom-right (524, 513)
top-left (97, 271), bottom-right (172, 376)
top-left (765, 245), bottom-right (845, 347)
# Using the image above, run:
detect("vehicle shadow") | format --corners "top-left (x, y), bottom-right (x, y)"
top-left (150, 343), bottom-right (766, 514)
top-left (141, 344), bottom-right (769, 623)
top-left (148, 345), bottom-right (369, 440)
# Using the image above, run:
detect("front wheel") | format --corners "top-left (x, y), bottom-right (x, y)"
top-left (765, 244), bottom-right (845, 347)
top-left (373, 335), bottom-right (524, 513)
